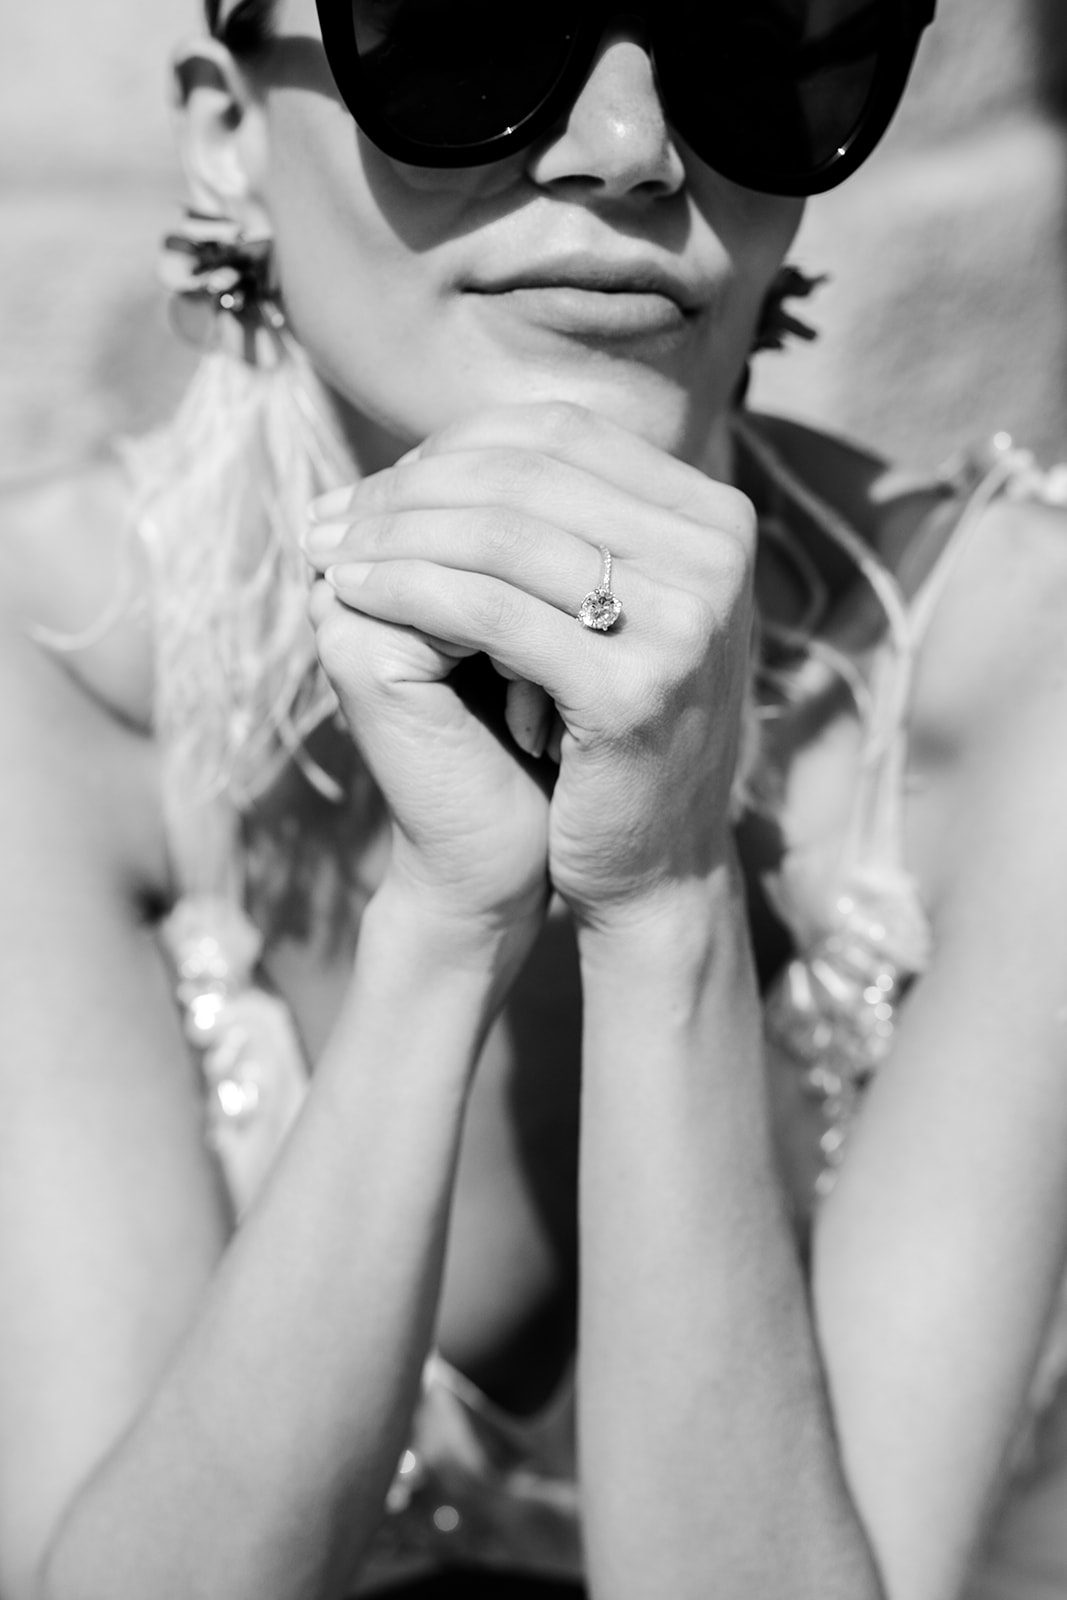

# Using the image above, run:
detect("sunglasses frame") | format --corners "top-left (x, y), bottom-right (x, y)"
top-left (313, 0), bottom-right (937, 196)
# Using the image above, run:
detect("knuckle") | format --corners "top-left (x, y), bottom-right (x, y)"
top-left (315, 603), bottom-right (406, 708)
top-left (614, 652), bottom-right (665, 736)
top-left (530, 400), bottom-right (596, 451)
top-left (700, 522), bottom-right (755, 600)
top-left (356, 466), bottom-right (397, 511)
top-left (376, 560), bottom-right (411, 610)
top-left (362, 458), bottom-right (427, 510)
top-left (691, 486), bottom-right (757, 559)
top-left (723, 529), bottom-right (757, 592)
top-left (671, 587), bottom-right (718, 652)
top-left (477, 506), bottom-right (529, 567)
top-left (362, 511), bottom-right (400, 554)
top-left (724, 485), bottom-right (758, 544)
top-left (314, 605), bottom-right (359, 680)
top-left (479, 446), bottom-right (547, 501)
top-left (471, 579), bottom-right (521, 637)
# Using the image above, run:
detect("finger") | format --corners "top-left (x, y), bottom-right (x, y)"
top-left (325, 558), bottom-right (612, 713)
top-left (505, 679), bottom-right (553, 759)
top-left (307, 505), bottom-right (641, 624)
top-left (307, 402), bottom-right (753, 562)
top-left (312, 579), bottom-right (474, 685)
top-left (312, 451), bottom-right (750, 579)
top-left (311, 449), bottom-right (754, 605)
top-left (406, 402), bottom-right (751, 529)
top-left (308, 574), bottom-right (337, 627)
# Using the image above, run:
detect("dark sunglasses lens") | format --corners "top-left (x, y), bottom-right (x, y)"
top-left (351, 0), bottom-right (579, 151)
top-left (659, 0), bottom-right (888, 185)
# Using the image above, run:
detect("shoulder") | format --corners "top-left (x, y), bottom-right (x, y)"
top-left (904, 481), bottom-right (1067, 922)
top-left (0, 456), bottom-right (155, 731)
top-left (0, 459), bottom-right (167, 897)
top-left (742, 412), bottom-right (1067, 874)
top-left (909, 482), bottom-right (1067, 754)
top-left (742, 412), bottom-right (1067, 715)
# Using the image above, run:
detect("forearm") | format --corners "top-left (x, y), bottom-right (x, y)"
top-left (575, 861), bottom-right (882, 1600)
top-left (42, 887), bottom-right (517, 1600)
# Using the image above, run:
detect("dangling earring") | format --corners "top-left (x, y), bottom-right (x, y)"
top-left (124, 199), bottom-right (356, 841)
top-left (159, 205), bottom-right (282, 364)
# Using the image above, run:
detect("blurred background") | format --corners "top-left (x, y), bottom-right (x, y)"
top-left (1, 0), bottom-right (1065, 483)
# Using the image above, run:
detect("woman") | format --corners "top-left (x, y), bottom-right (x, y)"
top-left (2, 3), bottom-right (1067, 1598)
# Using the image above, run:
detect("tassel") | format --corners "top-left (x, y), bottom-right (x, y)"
top-left (124, 326), bottom-right (356, 808)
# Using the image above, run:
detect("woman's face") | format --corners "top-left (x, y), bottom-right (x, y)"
top-left (247, 2), bottom-right (804, 470)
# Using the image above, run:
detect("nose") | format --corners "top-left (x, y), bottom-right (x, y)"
top-left (525, 26), bottom-right (686, 201)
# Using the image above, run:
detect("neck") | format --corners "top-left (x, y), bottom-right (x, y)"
top-left (321, 387), bottom-right (416, 477)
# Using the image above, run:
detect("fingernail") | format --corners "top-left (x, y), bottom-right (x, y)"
top-left (325, 562), bottom-right (373, 591)
top-left (527, 713), bottom-right (549, 760)
top-left (303, 520), bottom-right (348, 555)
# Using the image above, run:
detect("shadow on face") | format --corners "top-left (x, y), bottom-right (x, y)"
top-left (232, 9), bottom-right (802, 466)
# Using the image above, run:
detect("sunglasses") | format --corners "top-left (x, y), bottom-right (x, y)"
top-left (311, 0), bottom-right (936, 196)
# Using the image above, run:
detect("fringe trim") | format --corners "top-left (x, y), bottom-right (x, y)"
top-left (123, 330), bottom-right (356, 809)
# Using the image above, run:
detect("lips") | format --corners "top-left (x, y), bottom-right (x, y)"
top-left (469, 254), bottom-right (706, 315)
top-left (465, 254), bottom-right (710, 344)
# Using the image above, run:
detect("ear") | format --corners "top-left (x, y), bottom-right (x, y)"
top-left (170, 37), bottom-right (271, 237)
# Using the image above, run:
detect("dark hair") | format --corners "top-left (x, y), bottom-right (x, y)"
top-left (205, 0), bottom-right (276, 56)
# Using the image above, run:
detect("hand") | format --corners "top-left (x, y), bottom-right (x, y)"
top-left (306, 560), bottom-right (552, 951)
top-left (306, 403), bottom-right (756, 931)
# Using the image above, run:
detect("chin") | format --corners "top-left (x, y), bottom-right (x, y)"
top-left (318, 342), bottom-right (737, 472)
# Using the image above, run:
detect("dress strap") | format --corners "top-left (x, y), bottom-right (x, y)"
top-left (734, 418), bottom-right (1033, 885)
top-left (745, 423), bottom-right (1058, 1195)
top-left (909, 433), bottom-right (1067, 648)
top-left (732, 416), bottom-right (915, 883)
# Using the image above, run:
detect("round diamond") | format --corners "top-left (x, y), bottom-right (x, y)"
top-left (577, 588), bottom-right (622, 631)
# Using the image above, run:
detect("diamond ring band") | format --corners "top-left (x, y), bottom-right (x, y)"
top-left (576, 545), bottom-right (622, 632)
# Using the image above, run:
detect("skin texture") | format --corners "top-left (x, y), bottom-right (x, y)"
top-left (2, 7), bottom-right (1067, 1600)
top-left (240, 6), bottom-right (802, 469)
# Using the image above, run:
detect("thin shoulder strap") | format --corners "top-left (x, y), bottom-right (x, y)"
top-left (908, 435), bottom-right (1061, 649)
top-left (734, 420), bottom-right (1029, 885)
top-left (733, 417), bottom-right (914, 878)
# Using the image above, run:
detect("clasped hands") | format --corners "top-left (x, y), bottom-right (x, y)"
top-left (304, 403), bottom-right (755, 947)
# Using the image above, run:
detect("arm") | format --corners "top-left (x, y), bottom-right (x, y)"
top-left (0, 609), bottom-right (540, 1600)
top-left (812, 497), bottom-right (1067, 1599)
top-left (579, 494), bottom-right (1067, 1600)
top-left (575, 872), bottom-right (881, 1600)
top-left (311, 400), bottom-right (889, 1597)
top-left (314, 404), bottom-right (1067, 1599)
